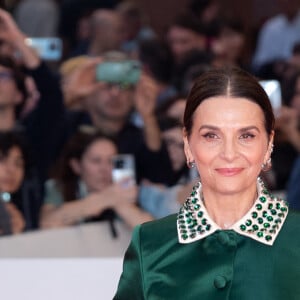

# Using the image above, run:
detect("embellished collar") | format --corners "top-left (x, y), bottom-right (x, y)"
top-left (177, 178), bottom-right (288, 246)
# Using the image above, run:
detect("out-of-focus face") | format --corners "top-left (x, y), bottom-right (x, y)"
top-left (0, 146), bottom-right (25, 193)
top-left (218, 28), bottom-right (245, 62)
top-left (85, 83), bottom-right (134, 121)
top-left (167, 26), bottom-right (206, 63)
top-left (166, 98), bottom-right (186, 123)
top-left (0, 65), bottom-right (22, 108)
top-left (291, 76), bottom-right (300, 115)
top-left (184, 96), bottom-right (273, 196)
top-left (162, 127), bottom-right (185, 171)
top-left (75, 139), bottom-right (117, 193)
top-left (94, 13), bottom-right (125, 51)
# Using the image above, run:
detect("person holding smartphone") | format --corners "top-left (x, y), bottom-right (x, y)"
top-left (40, 128), bottom-right (153, 229)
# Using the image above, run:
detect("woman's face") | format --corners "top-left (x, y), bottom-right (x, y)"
top-left (75, 139), bottom-right (117, 193)
top-left (162, 127), bottom-right (186, 171)
top-left (183, 96), bottom-right (273, 195)
top-left (0, 146), bottom-right (25, 193)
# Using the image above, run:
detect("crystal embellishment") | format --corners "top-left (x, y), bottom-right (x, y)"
top-left (177, 177), bottom-right (289, 246)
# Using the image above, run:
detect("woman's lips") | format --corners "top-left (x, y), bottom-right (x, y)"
top-left (215, 168), bottom-right (244, 176)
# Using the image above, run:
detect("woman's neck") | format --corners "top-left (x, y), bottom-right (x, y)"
top-left (202, 183), bottom-right (257, 229)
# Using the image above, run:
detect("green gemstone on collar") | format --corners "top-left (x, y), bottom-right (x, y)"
top-left (268, 203), bottom-right (273, 209)
top-left (206, 224), bottom-right (211, 231)
top-left (186, 218), bottom-right (192, 224)
top-left (252, 224), bottom-right (259, 231)
top-left (278, 213), bottom-right (284, 218)
top-left (270, 229), bottom-right (276, 233)
top-left (201, 218), bottom-right (207, 225)
top-left (281, 207), bottom-right (287, 212)
top-left (262, 211), bottom-right (268, 218)
top-left (190, 191), bottom-right (196, 196)
top-left (194, 204), bottom-right (200, 210)
top-left (252, 212), bottom-right (258, 218)
top-left (191, 198), bottom-right (197, 204)
top-left (198, 211), bottom-right (203, 218)
top-left (179, 220), bottom-right (185, 224)
top-left (246, 219), bottom-right (252, 226)
top-left (256, 204), bottom-right (262, 210)
top-left (259, 196), bottom-right (266, 203)
top-left (276, 203), bottom-right (281, 209)
top-left (190, 233), bottom-right (196, 238)
top-left (185, 212), bottom-right (192, 218)
top-left (197, 225), bottom-right (202, 232)
top-left (257, 217), bottom-right (264, 224)
top-left (180, 229), bottom-right (187, 234)
top-left (179, 225), bottom-right (186, 229)
top-left (271, 209), bottom-right (277, 215)
top-left (265, 235), bottom-right (272, 241)
top-left (262, 189), bottom-right (269, 195)
top-left (240, 224), bottom-right (246, 231)
top-left (263, 223), bottom-right (270, 228)
top-left (275, 218), bottom-right (282, 224)
top-left (178, 214), bottom-right (184, 219)
top-left (267, 216), bottom-right (273, 222)
top-left (257, 232), bottom-right (264, 238)
top-left (182, 234), bottom-right (188, 240)
top-left (188, 224), bottom-right (195, 229)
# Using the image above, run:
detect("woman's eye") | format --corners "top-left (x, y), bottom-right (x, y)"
top-left (240, 133), bottom-right (255, 139)
top-left (202, 132), bottom-right (218, 139)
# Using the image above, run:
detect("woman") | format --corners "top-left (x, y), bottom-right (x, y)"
top-left (40, 128), bottom-right (153, 229)
top-left (114, 66), bottom-right (300, 299)
top-left (0, 131), bottom-right (29, 235)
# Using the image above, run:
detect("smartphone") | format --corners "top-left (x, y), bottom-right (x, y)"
top-left (96, 60), bottom-right (141, 85)
top-left (259, 80), bottom-right (282, 113)
top-left (24, 37), bottom-right (62, 61)
top-left (112, 154), bottom-right (136, 186)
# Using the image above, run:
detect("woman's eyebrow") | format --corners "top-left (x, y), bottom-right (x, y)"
top-left (198, 125), bottom-right (219, 131)
top-left (239, 126), bottom-right (260, 133)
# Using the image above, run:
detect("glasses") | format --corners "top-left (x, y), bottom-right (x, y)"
top-left (0, 71), bottom-right (13, 82)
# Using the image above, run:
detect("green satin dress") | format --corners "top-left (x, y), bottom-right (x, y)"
top-left (114, 180), bottom-right (300, 300)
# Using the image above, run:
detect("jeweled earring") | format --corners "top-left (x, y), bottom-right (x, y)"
top-left (261, 158), bottom-right (272, 172)
top-left (187, 160), bottom-right (195, 168)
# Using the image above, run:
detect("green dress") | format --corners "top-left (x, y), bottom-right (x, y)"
top-left (114, 179), bottom-right (300, 299)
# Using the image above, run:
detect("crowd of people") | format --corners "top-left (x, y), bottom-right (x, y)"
top-left (0, 0), bottom-right (298, 237)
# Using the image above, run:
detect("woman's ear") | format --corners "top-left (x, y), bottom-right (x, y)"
top-left (263, 130), bottom-right (275, 163)
top-left (69, 158), bottom-right (81, 175)
top-left (183, 128), bottom-right (194, 163)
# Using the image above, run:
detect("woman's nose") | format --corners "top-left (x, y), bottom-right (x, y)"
top-left (220, 139), bottom-right (239, 161)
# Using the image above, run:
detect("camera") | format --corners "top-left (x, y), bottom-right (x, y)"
top-left (96, 60), bottom-right (141, 86)
top-left (112, 154), bottom-right (136, 186)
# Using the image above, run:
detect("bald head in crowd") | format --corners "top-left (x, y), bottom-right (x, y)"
top-left (89, 9), bottom-right (125, 55)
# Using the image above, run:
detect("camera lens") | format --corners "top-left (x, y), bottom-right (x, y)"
top-left (115, 159), bottom-right (124, 169)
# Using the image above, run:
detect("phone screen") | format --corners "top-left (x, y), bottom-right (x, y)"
top-left (112, 154), bottom-right (136, 186)
top-left (259, 80), bottom-right (282, 113)
top-left (25, 37), bottom-right (62, 61)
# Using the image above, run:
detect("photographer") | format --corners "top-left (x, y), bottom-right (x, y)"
top-left (61, 51), bottom-right (174, 185)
